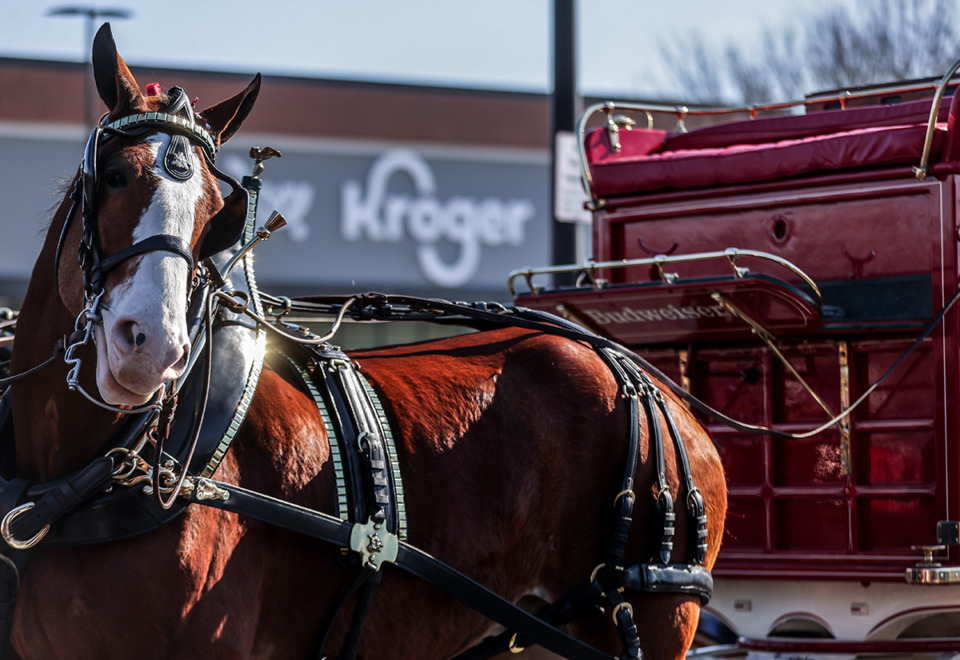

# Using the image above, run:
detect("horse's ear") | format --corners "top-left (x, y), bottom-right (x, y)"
top-left (92, 22), bottom-right (141, 116)
top-left (198, 74), bottom-right (261, 146)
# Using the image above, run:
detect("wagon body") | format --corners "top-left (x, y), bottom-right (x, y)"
top-left (512, 71), bottom-right (960, 655)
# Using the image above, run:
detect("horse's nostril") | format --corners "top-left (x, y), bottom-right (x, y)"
top-left (174, 349), bottom-right (189, 373)
top-left (135, 332), bottom-right (146, 347)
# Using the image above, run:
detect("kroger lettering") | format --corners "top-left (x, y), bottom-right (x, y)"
top-left (341, 149), bottom-right (534, 288)
top-left (584, 304), bottom-right (731, 325)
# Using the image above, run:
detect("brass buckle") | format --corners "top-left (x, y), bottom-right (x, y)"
top-left (1, 503), bottom-right (50, 550)
top-left (508, 632), bottom-right (526, 654)
top-left (614, 489), bottom-right (635, 507)
top-left (590, 563), bottom-right (606, 583)
top-left (611, 601), bottom-right (634, 625)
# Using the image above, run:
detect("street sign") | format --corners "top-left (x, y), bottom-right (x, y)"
top-left (554, 130), bottom-right (592, 224)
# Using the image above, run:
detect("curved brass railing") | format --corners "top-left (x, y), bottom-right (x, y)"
top-left (915, 55), bottom-right (960, 180)
top-left (507, 247), bottom-right (822, 305)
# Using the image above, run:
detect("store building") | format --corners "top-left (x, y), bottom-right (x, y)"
top-left (0, 57), bottom-right (568, 346)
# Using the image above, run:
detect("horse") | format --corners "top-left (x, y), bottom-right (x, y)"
top-left (1, 23), bottom-right (726, 660)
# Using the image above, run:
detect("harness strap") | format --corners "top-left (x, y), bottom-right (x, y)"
top-left (607, 588), bottom-right (642, 660)
top-left (619, 563), bottom-right (713, 605)
top-left (452, 580), bottom-right (607, 660)
top-left (309, 350), bottom-right (401, 532)
top-left (597, 349), bottom-right (642, 567)
top-left (0, 552), bottom-right (25, 660)
top-left (98, 233), bottom-right (194, 276)
top-left (314, 566), bottom-right (381, 660)
top-left (650, 385), bottom-right (709, 565)
top-left (274, 348), bottom-right (401, 660)
top-left (600, 349), bottom-right (674, 566)
top-left (461, 562), bottom-right (716, 659)
top-left (335, 572), bottom-right (381, 660)
top-left (642, 386), bottom-right (675, 565)
top-left (0, 479), bottom-right (30, 660)
top-left (3, 457), bottom-right (115, 545)
top-left (330, 359), bottom-right (395, 530)
top-left (188, 480), bottom-right (616, 660)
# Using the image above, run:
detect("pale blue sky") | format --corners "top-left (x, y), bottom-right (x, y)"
top-left (1, 1), bottom-right (858, 98)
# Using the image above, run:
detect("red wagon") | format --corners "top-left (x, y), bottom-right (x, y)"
top-left (512, 62), bottom-right (960, 657)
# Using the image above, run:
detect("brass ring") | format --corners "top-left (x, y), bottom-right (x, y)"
top-left (611, 601), bottom-right (634, 625)
top-left (508, 632), bottom-right (526, 654)
top-left (1, 503), bottom-right (50, 550)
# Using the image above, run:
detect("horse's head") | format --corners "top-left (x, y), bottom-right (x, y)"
top-left (57, 24), bottom-right (260, 406)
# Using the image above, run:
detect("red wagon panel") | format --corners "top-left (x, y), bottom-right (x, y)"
top-left (515, 84), bottom-right (960, 583)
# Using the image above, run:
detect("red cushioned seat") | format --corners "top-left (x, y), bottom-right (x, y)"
top-left (585, 96), bottom-right (960, 196)
top-left (586, 123), bottom-right (946, 196)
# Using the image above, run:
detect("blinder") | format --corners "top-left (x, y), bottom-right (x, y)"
top-left (67, 86), bottom-right (250, 297)
top-left (199, 162), bottom-right (249, 260)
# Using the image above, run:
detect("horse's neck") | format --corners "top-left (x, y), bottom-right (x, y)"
top-left (10, 191), bottom-right (120, 482)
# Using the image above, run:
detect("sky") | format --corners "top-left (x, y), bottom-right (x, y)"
top-left (0, 0), bottom-right (859, 99)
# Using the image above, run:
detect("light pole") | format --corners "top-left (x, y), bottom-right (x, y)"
top-left (47, 6), bottom-right (132, 127)
top-left (551, 0), bottom-right (580, 285)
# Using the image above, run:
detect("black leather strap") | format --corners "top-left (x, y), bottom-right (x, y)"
top-left (6, 457), bottom-right (115, 543)
top-left (0, 553), bottom-right (23, 660)
top-left (607, 588), bottom-right (641, 660)
top-left (98, 233), bottom-right (194, 275)
top-left (314, 566), bottom-right (381, 660)
top-left (619, 563), bottom-right (713, 605)
top-left (331, 358), bottom-right (395, 530)
top-left (652, 390), bottom-right (709, 565)
top-left (452, 580), bottom-right (606, 660)
top-left (190, 480), bottom-right (616, 660)
top-left (636, 373), bottom-right (675, 566)
top-left (595, 348), bottom-right (642, 568)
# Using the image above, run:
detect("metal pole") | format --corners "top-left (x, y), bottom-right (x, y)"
top-left (551, 0), bottom-right (579, 284)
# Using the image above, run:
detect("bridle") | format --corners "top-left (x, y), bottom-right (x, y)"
top-left (57, 86), bottom-right (246, 299)
top-left (51, 86), bottom-right (250, 415)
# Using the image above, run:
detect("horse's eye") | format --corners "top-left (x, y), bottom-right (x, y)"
top-left (104, 168), bottom-right (127, 190)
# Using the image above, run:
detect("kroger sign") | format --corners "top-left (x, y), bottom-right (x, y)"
top-left (0, 132), bottom-right (549, 298)
top-left (340, 149), bottom-right (537, 288)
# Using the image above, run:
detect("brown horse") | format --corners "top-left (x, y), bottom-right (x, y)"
top-left (2, 24), bottom-right (725, 660)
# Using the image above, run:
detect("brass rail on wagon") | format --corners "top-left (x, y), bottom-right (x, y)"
top-left (507, 247), bottom-right (822, 304)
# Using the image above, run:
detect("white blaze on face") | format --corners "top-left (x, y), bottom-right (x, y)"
top-left (95, 134), bottom-right (202, 405)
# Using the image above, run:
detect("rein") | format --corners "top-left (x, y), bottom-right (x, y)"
top-left (268, 289), bottom-right (960, 443)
